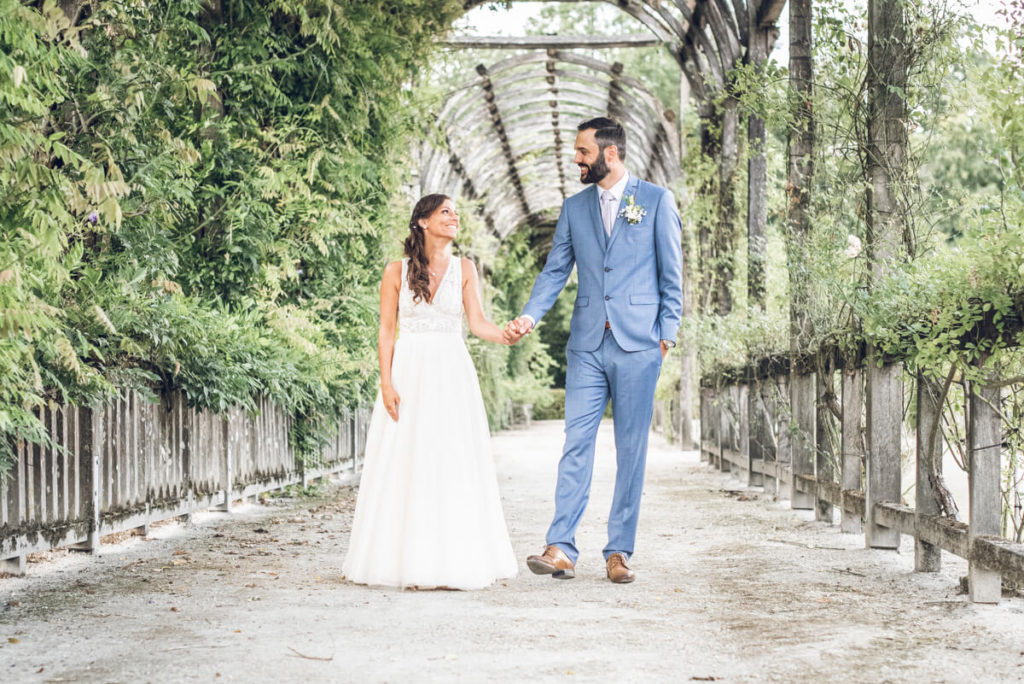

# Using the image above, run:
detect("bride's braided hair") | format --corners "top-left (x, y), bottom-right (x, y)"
top-left (404, 193), bottom-right (449, 304)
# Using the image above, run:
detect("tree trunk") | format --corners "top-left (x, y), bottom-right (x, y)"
top-left (697, 103), bottom-right (719, 315)
top-left (787, 0), bottom-right (814, 354)
top-left (746, 13), bottom-right (771, 312)
top-left (679, 221), bottom-right (696, 448)
top-left (712, 96), bottom-right (739, 316)
top-left (866, 0), bottom-right (909, 273)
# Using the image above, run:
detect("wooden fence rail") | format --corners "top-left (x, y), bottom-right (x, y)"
top-left (696, 362), bottom-right (1024, 604)
top-left (1, 391), bottom-right (369, 575)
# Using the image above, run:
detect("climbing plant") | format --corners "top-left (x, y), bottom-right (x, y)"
top-left (0, 0), bottom-right (463, 472)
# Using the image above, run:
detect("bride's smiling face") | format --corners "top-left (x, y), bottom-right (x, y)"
top-left (419, 199), bottom-right (459, 240)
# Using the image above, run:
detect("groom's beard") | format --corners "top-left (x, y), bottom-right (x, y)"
top-left (578, 152), bottom-right (609, 184)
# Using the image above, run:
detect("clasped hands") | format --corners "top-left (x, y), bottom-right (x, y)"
top-left (502, 316), bottom-right (533, 345)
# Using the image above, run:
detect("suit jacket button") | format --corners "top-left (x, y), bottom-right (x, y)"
top-left (604, 295), bottom-right (610, 301)
top-left (604, 267), bottom-right (611, 272)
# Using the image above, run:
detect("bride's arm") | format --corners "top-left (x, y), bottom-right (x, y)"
top-left (378, 261), bottom-right (402, 420)
top-left (461, 257), bottom-right (510, 345)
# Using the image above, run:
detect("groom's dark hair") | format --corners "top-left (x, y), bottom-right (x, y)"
top-left (579, 117), bottom-right (626, 161)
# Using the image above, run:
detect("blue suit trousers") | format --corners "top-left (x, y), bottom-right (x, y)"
top-left (546, 328), bottom-right (663, 563)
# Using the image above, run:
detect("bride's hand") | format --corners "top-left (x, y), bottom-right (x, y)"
top-left (382, 384), bottom-right (401, 421)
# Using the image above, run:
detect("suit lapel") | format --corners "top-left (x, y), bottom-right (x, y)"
top-left (586, 185), bottom-right (607, 253)
top-left (605, 175), bottom-right (640, 253)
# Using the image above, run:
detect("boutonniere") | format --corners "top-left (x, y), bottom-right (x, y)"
top-left (618, 194), bottom-right (647, 225)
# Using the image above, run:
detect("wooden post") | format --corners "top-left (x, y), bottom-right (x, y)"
top-left (72, 405), bottom-right (102, 552)
top-left (775, 374), bottom-right (792, 501)
top-left (865, 362), bottom-right (902, 549)
top-left (790, 369), bottom-right (815, 509)
top-left (1, 554), bottom-right (26, 576)
top-left (699, 390), bottom-right (710, 464)
top-left (350, 412), bottom-right (359, 472)
top-left (718, 389), bottom-right (731, 473)
top-left (179, 394), bottom-right (195, 523)
top-left (746, 3), bottom-right (773, 312)
top-left (712, 97), bottom-right (740, 316)
top-left (786, 0), bottom-right (815, 506)
top-left (841, 368), bottom-right (864, 534)
top-left (748, 382), bottom-right (765, 487)
top-left (967, 378), bottom-right (1002, 603)
top-left (678, 229), bottom-right (696, 450)
top-left (220, 416), bottom-right (233, 512)
top-left (815, 369), bottom-right (835, 522)
top-left (739, 384), bottom-right (751, 484)
top-left (760, 384), bottom-right (778, 497)
top-left (915, 372), bottom-right (943, 571)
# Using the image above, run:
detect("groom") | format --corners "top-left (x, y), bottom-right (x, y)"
top-left (506, 117), bottom-right (682, 584)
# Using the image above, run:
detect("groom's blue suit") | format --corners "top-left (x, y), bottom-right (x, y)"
top-left (521, 174), bottom-right (683, 563)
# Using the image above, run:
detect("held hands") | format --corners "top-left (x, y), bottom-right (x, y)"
top-left (381, 384), bottom-right (401, 422)
top-left (502, 316), bottom-right (533, 345)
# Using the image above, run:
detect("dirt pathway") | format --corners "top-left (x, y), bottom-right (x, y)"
top-left (2, 420), bottom-right (1023, 682)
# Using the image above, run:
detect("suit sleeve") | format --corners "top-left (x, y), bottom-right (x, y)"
top-left (521, 203), bottom-right (575, 326)
top-left (653, 189), bottom-right (683, 342)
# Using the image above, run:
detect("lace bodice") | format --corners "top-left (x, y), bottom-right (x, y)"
top-left (399, 257), bottom-right (463, 335)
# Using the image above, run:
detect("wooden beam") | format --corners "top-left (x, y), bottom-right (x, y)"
top-left (974, 535), bottom-right (1024, 587)
top-left (756, 0), bottom-right (788, 28)
top-left (444, 34), bottom-right (662, 50)
top-left (968, 375), bottom-right (1003, 602)
top-left (475, 64), bottom-right (532, 221)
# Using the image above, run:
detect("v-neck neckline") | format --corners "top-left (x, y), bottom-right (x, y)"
top-left (426, 256), bottom-right (454, 305)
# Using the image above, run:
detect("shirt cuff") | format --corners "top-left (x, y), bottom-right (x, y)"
top-left (661, 339), bottom-right (676, 348)
top-left (520, 314), bottom-right (536, 330)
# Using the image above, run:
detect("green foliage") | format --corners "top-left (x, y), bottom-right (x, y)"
top-left (0, 0), bottom-right (462, 473)
top-left (690, 0), bottom-right (1024, 384)
top-left (454, 202), bottom-right (558, 429)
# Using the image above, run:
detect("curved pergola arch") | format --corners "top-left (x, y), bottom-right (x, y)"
top-left (418, 50), bottom-right (680, 239)
top-left (423, 0), bottom-right (790, 460)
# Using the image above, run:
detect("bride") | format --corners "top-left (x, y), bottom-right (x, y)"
top-left (342, 194), bottom-right (519, 590)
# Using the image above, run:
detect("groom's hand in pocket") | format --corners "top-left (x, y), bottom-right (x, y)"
top-left (382, 384), bottom-right (401, 422)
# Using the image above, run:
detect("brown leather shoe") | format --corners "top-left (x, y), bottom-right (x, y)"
top-left (606, 553), bottom-right (635, 583)
top-left (526, 545), bottom-right (575, 579)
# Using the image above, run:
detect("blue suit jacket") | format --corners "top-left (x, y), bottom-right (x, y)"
top-left (522, 176), bottom-right (683, 353)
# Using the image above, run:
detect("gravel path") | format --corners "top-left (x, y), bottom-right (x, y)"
top-left (2, 419), bottom-right (1023, 682)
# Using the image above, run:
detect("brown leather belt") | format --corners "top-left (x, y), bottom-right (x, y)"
top-left (605, 320), bottom-right (611, 330)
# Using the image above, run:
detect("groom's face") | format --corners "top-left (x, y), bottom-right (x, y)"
top-left (574, 128), bottom-right (610, 185)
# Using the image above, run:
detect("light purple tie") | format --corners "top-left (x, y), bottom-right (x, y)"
top-left (600, 190), bottom-right (615, 235)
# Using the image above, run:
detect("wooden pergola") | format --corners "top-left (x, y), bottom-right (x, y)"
top-left (417, 50), bottom-right (680, 239)
top-left (424, 0), bottom-right (789, 449)
top-left (434, 0), bottom-right (787, 302)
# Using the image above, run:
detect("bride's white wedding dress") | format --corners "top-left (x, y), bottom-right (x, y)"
top-left (342, 257), bottom-right (518, 589)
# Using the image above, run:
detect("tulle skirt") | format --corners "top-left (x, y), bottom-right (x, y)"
top-left (342, 332), bottom-right (518, 590)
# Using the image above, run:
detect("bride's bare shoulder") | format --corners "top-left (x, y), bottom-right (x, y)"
top-left (381, 260), bottom-right (403, 287)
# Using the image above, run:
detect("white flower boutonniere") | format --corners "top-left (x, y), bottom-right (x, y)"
top-left (619, 194), bottom-right (647, 225)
